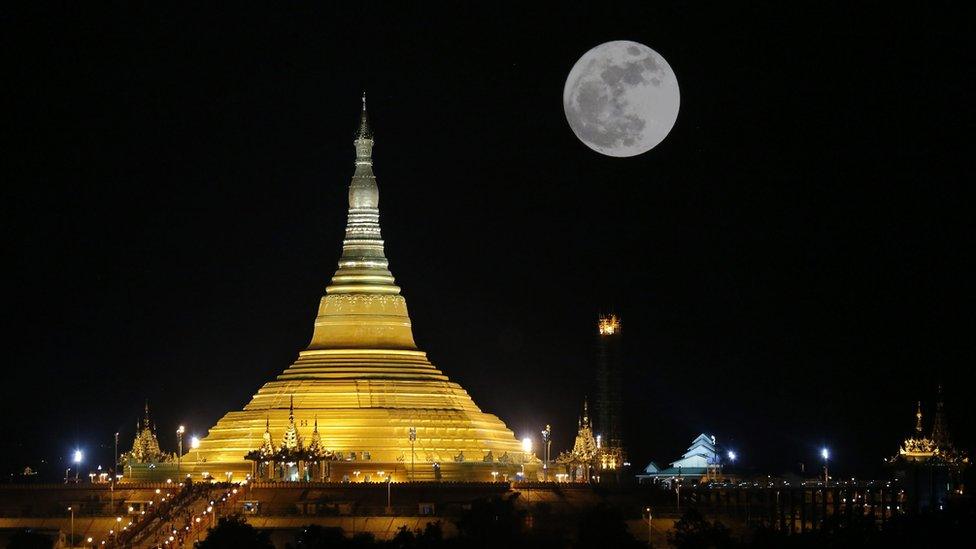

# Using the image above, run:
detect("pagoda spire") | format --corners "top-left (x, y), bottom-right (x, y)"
top-left (308, 415), bottom-right (323, 455)
top-left (324, 94), bottom-right (400, 296)
top-left (306, 96), bottom-right (418, 351)
top-left (281, 395), bottom-right (303, 450)
top-left (259, 414), bottom-right (276, 456)
top-left (357, 92), bottom-right (372, 140)
top-left (914, 401), bottom-right (923, 434)
top-left (931, 385), bottom-right (951, 448)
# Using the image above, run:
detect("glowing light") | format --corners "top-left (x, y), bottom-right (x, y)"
top-left (177, 425), bottom-right (185, 434)
top-left (521, 437), bottom-right (533, 454)
top-left (821, 448), bottom-right (830, 460)
top-left (727, 450), bottom-right (737, 462)
top-left (191, 436), bottom-right (200, 449)
top-left (596, 434), bottom-right (602, 449)
top-left (598, 314), bottom-right (620, 335)
top-left (73, 449), bottom-right (83, 464)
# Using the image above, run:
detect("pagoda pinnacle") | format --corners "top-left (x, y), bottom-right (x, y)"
top-left (357, 92), bottom-right (372, 140)
top-left (323, 96), bottom-right (401, 296)
top-left (915, 401), bottom-right (923, 434)
top-left (306, 96), bottom-right (418, 351)
top-left (931, 385), bottom-right (950, 447)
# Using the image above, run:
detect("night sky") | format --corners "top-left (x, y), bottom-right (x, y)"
top-left (4, 5), bottom-right (973, 480)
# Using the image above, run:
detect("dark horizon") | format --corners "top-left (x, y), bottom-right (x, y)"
top-left (3, 5), bottom-right (973, 481)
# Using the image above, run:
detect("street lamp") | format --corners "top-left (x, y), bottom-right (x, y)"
top-left (191, 436), bottom-right (201, 462)
top-left (68, 506), bottom-right (74, 548)
top-left (727, 450), bottom-right (737, 477)
top-left (821, 448), bottom-right (830, 483)
top-left (644, 506), bottom-right (652, 546)
top-left (541, 425), bottom-right (551, 480)
top-left (521, 436), bottom-right (533, 482)
top-left (408, 427), bottom-right (416, 482)
top-left (73, 449), bottom-right (83, 481)
top-left (177, 426), bottom-right (185, 473)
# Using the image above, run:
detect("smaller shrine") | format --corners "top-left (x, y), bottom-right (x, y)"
top-left (886, 388), bottom-right (969, 512)
top-left (244, 397), bottom-right (339, 482)
top-left (121, 401), bottom-right (178, 481)
top-left (555, 399), bottom-right (624, 482)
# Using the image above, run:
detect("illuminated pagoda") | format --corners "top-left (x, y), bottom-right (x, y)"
top-left (555, 398), bottom-right (622, 482)
top-left (594, 313), bottom-right (626, 479)
top-left (888, 390), bottom-right (969, 512)
top-left (122, 401), bottom-right (176, 477)
top-left (182, 96), bottom-right (528, 482)
top-left (556, 399), bottom-right (599, 482)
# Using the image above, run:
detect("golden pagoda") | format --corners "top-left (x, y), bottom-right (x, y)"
top-left (182, 96), bottom-right (526, 481)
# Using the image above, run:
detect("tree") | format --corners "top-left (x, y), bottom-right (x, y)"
top-left (576, 504), bottom-right (642, 548)
top-left (198, 514), bottom-right (273, 549)
top-left (455, 495), bottom-right (525, 546)
top-left (6, 529), bottom-right (53, 549)
top-left (388, 521), bottom-right (446, 548)
top-left (668, 508), bottom-right (735, 549)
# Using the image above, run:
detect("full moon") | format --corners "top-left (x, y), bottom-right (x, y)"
top-left (564, 40), bottom-right (680, 157)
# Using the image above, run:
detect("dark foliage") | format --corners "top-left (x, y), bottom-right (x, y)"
top-left (198, 513), bottom-right (273, 549)
top-left (388, 521), bottom-right (446, 549)
top-left (6, 529), bottom-right (53, 549)
top-left (454, 494), bottom-right (525, 546)
top-left (668, 509), bottom-right (735, 549)
top-left (575, 503), bottom-right (642, 548)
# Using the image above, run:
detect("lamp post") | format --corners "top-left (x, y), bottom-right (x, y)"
top-left (727, 450), bottom-right (737, 478)
top-left (521, 436), bottom-right (533, 481)
top-left (644, 506), bottom-right (652, 546)
top-left (408, 427), bottom-right (416, 482)
top-left (68, 506), bottom-right (74, 549)
top-left (821, 448), bottom-right (829, 484)
top-left (541, 425), bottom-right (551, 481)
top-left (177, 426), bottom-right (185, 473)
top-left (73, 449), bottom-right (83, 481)
top-left (191, 436), bottom-right (201, 462)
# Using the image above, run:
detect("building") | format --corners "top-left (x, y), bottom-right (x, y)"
top-left (177, 98), bottom-right (531, 482)
top-left (554, 399), bottom-right (626, 483)
top-left (594, 313), bottom-right (626, 475)
top-left (555, 400), bottom-right (599, 482)
top-left (636, 433), bottom-right (724, 484)
top-left (887, 389), bottom-right (969, 512)
top-left (123, 402), bottom-right (177, 479)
